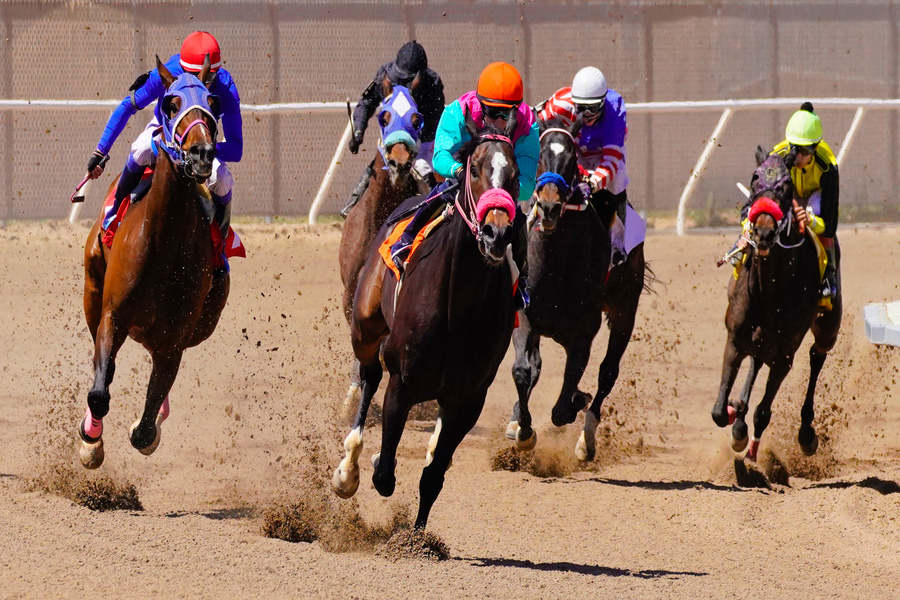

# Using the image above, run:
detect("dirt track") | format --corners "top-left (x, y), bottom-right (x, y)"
top-left (2, 220), bottom-right (899, 598)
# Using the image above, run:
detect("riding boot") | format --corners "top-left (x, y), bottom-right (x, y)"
top-left (390, 181), bottom-right (455, 272)
top-left (114, 156), bottom-right (146, 204)
top-left (820, 238), bottom-right (837, 298)
top-left (512, 208), bottom-right (530, 310)
top-left (340, 160), bottom-right (374, 219)
top-left (211, 192), bottom-right (232, 280)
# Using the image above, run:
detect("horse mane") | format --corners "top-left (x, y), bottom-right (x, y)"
top-left (454, 124), bottom-right (510, 163)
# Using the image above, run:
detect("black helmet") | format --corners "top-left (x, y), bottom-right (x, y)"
top-left (391, 40), bottom-right (427, 82)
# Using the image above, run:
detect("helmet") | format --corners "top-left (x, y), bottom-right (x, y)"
top-left (392, 41), bottom-right (427, 82)
top-left (180, 31), bottom-right (222, 73)
top-left (476, 62), bottom-right (523, 108)
top-left (785, 109), bottom-right (822, 146)
top-left (571, 67), bottom-right (607, 105)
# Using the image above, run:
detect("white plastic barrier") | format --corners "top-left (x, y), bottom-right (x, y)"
top-left (5, 97), bottom-right (896, 227)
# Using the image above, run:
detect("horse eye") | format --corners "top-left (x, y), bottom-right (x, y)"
top-left (470, 164), bottom-right (478, 179)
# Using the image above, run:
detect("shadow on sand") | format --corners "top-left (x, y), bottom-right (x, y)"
top-left (458, 556), bottom-right (707, 579)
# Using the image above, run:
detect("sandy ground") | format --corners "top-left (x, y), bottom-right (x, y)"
top-left (1, 219), bottom-right (899, 599)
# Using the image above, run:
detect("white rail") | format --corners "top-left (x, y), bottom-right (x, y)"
top-left (4, 97), bottom-right (892, 227)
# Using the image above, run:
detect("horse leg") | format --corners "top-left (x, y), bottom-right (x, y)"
top-left (129, 350), bottom-right (182, 454)
top-left (799, 345), bottom-right (828, 456)
top-left (186, 274), bottom-right (230, 347)
top-left (415, 393), bottom-right (486, 530)
top-left (731, 356), bottom-right (762, 453)
top-left (507, 318), bottom-right (541, 449)
top-left (577, 307), bottom-right (636, 462)
top-left (550, 342), bottom-right (592, 427)
top-left (83, 222), bottom-right (106, 341)
top-left (340, 359), bottom-right (363, 423)
top-left (333, 360), bottom-right (383, 498)
top-left (79, 311), bottom-right (128, 469)
top-left (711, 336), bottom-right (745, 428)
top-left (747, 361), bottom-right (791, 461)
top-left (372, 375), bottom-right (412, 497)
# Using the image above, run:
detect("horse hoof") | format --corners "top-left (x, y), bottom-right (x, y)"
top-left (372, 471), bottom-right (396, 497)
top-left (731, 435), bottom-right (749, 453)
top-left (727, 405), bottom-right (737, 425)
top-left (371, 452), bottom-right (380, 470)
top-left (129, 419), bottom-right (162, 456)
top-left (332, 461), bottom-right (360, 499)
top-left (575, 432), bottom-right (595, 462)
top-left (79, 439), bottom-right (105, 469)
top-left (515, 427), bottom-right (537, 450)
top-left (800, 432), bottom-right (819, 456)
top-left (505, 420), bottom-right (519, 440)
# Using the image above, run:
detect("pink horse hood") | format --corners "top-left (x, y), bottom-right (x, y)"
top-left (458, 91), bottom-right (535, 143)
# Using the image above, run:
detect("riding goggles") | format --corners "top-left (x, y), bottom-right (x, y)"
top-left (790, 143), bottom-right (817, 157)
top-left (575, 100), bottom-right (605, 117)
top-left (481, 102), bottom-right (515, 121)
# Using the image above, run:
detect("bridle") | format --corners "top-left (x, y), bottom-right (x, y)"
top-left (748, 167), bottom-right (804, 251)
top-left (454, 133), bottom-right (515, 243)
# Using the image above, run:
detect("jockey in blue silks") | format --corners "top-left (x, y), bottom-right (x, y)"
top-left (86, 31), bottom-right (242, 238)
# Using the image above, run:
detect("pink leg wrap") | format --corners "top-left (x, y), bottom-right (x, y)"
top-left (158, 396), bottom-right (170, 421)
top-left (747, 438), bottom-right (760, 461)
top-left (727, 405), bottom-right (737, 425)
top-left (83, 407), bottom-right (103, 438)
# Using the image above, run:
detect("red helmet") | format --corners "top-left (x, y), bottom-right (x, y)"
top-left (180, 31), bottom-right (222, 73)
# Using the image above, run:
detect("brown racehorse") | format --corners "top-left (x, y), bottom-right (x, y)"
top-left (505, 123), bottom-right (650, 461)
top-left (339, 80), bottom-right (428, 323)
top-left (711, 150), bottom-right (842, 462)
top-left (78, 56), bottom-right (229, 469)
top-left (333, 114), bottom-right (520, 530)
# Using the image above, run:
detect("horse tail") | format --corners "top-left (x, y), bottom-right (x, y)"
top-left (641, 260), bottom-right (659, 296)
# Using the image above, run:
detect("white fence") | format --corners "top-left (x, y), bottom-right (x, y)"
top-left (3, 97), bottom-right (892, 231)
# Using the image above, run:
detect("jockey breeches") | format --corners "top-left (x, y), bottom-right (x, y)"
top-left (130, 118), bottom-right (234, 198)
top-left (415, 141), bottom-right (434, 177)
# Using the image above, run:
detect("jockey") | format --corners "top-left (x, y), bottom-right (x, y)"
top-left (537, 66), bottom-right (630, 266)
top-left (734, 103), bottom-right (839, 298)
top-left (388, 61), bottom-right (539, 308)
top-left (340, 40), bottom-right (446, 217)
top-left (86, 31), bottom-right (242, 244)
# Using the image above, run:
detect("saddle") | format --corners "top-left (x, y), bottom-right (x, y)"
top-left (379, 204), bottom-right (448, 278)
top-left (100, 167), bottom-right (245, 269)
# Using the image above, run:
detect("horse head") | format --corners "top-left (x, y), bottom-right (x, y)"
top-left (458, 107), bottom-right (519, 265)
top-left (747, 150), bottom-right (794, 257)
top-left (377, 78), bottom-right (423, 186)
top-left (156, 55), bottom-right (218, 182)
top-left (533, 116), bottom-right (582, 231)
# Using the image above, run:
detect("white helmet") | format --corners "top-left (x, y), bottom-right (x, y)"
top-left (571, 67), bottom-right (607, 105)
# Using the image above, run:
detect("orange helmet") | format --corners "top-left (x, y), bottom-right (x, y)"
top-left (476, 62), bottom-right (523, 108)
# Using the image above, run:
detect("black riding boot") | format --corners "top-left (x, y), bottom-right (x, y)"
top-left (212, 194), bottom-right (232, 280)
top-left (512, 208), bottom-right (530, 309)
top-left (340, 160), bottom-right (375, 218)
top-left (821, 244), bottom-right (837, 298)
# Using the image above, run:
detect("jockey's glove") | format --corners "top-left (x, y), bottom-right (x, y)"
top-left (87, 150), bottom-right (108, 179)
top-left (575, 182), bottom-right (592, 202)
top-left (348, 130), bottom-right (364, 154)
top-left (589, 172), bottom-right (607, 193)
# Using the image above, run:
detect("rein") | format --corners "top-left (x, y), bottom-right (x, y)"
top-left (453, 133), bottom-right (514, 239)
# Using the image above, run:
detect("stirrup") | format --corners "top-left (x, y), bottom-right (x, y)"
top-left (611, 248), bottom-right (626, 267)
top-left (339, 197), bottom-right (356, 219)
top-left (820, 281), bottom-right (835, 299)
top-left (391, 244), bottom-right (411, 273)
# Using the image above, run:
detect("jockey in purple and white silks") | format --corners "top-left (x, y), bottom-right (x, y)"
top-left (538, 66), bottom-right (643, 266)
top-left (86, 31), bottom-right (242, 237)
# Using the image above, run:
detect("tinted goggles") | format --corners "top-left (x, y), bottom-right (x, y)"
top-left (790, 143), bottom-right (817, 157)
top-left (575, 101), bottom-right (605, 117)
top-left (481, 102), bottom-right (514, 121)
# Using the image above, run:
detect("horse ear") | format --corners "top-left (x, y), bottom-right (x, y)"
top-left (207, 94), bottom-right (221, 116)
top-left (409, 72), bottom-right (422, 94)
top-left (377, 110), bottom-right (392, 129)
top-left (755, 145), bottom-right (768, 167)
top-left (156, 55), bottom-right (175, 89)
top-left (504, 106), bottom-right (518, 138)
top-left (534, 108), bottom-right (547, 134)
top-left (570, 113), bottom-right (584, 139)
top-left (198, 54), bottom-right (211, 87)
top-left (381, 76), bottom-right (393, 99)
top-left (464, 105), bottom-right (479, 138)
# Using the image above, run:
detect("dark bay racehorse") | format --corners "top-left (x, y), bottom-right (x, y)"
top-left (711, 150), bottom-right (842, 461)
top-left (333, 113), bottom-right (519, 530)
top-left (339, 81), bottom-right (429, 323)
top-left (78, 56), bottom-right (228, 469)
top-left (506, 122), bottom-right (649, 461)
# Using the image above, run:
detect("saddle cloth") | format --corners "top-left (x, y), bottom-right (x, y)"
top-left (378, 210), bottom-right (448, 279)
top-left (100, 170), bottom-right (245, 269)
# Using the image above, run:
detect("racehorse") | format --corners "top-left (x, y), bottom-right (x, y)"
top-left (505, 121), bottom-right (649, 461)
top-left (711, 149), bottom-right (842, 461)
top-left (332, 112), bottom-right (519, 530)
top-left (78, 56), bottom-right (229, 469)
top-left (339, 81), bottom-right (429, 323)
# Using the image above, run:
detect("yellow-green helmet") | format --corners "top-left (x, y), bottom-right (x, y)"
top-left (785, 109), bottom-right (822, 146)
